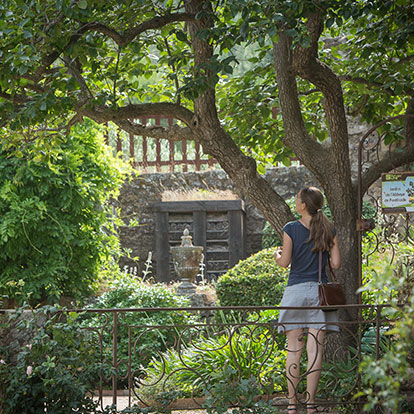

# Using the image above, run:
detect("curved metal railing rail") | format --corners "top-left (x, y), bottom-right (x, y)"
top-left (26, 303), bottom-right (396, 413)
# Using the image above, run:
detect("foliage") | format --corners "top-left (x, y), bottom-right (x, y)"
top-left (1, 0), bottom-right (414, 312)
top-left (1, 0), bottom-right (413, 163)
top-left (215, 248), bottom-right (288, 307)
top-left (0, 120), bottom-right (128, 305)
top-left (203, 368), bottom-right (279, 414)
top-left (360, 221), bottom-right (414, 308)
top-left (316, 325), bottom-right (390, 413)
top-left (355, 265), bottom-right (414, 413)
top-left (215, 0), bottom-right (414, 166)
top-left (138, 326), bottom-right (286, 407)
top-left (80, 274), bottom-right (197, 384)
top-left (0, 306), bottom-right (105, 414)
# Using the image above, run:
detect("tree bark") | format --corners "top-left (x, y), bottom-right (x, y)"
top-left (183, 0), bottom-right (295, 235)
top-left (273, 29), bottom-right (359, 309)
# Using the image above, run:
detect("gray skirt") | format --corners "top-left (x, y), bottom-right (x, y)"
top-left (277, 282), bottom-right (340, 333)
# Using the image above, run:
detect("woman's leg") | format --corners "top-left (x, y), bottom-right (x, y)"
top-left (285, 328), bottom-right (304, 411)
top-left (305, 328), bottom-right (326, 412)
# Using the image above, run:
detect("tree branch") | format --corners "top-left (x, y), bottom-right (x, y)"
top-left (290, 12), bottom-right (352, 189)
top-left (273, 33), bottom-right (326, 169)
top-left (164, 37), bottom-right (181, 105)
top-left (349, 94), bottom-right (369, 117)
top-left (0, 89), bottom-right (29, 105)
top-left (360, 148), bottom-right (414, 196)
top-left (79, 13), bottom-right (195, 47)
top-left (359, 112), bottom-right (414, 195)
top-left (113, 119), bottom-right (193, 141)
top-left (340, 75), bottom-right (414, 97)
top-left (397, 54), bottom-right (414, 65)
top-left (63, 57), bottom-right (94, 100)
top-left (182, 0), bottom-right (294, 236)
top-left (80, 103), bottom-right (195, 126)
top-left (10, 13), bottom-right (195, 87)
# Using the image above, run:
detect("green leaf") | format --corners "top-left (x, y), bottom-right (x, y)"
top-left (331, 47), bottom-right (342, 59)
top-left (175, 31), bottom-right (187, 42)
top-left (284, 29), bottom-right (298, 38)
top-left (78, 0), bottom-right (88, 9)
top-left (257, 163), bottom-right (265, 175)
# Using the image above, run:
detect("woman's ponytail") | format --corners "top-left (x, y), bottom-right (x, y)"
top-left (299, 187), bottom-right (335, 252)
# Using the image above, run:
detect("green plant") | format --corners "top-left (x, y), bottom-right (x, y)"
top-left (203, 367), bottom-right (279, 414)
top-left (138, 326), bottom-right (287, 404)
top-left (0, 120), bottom-right (128, 306)
top-left (0, 306), bottom-right (106, 414)
top-left (80, 274), bottom-right (197, 385)
top-left (355, 266), bottom-right (414, 413)
top-left (261, 222), bottom-right (280, 250)
top-left (216, 248), bottom-right (288, 307)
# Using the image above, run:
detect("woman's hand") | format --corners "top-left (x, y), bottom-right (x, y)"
top-left (274, 246), bottom-right (283, 260)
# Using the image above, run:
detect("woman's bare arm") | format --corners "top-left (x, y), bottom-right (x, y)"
top-left (329, 235), bottom-right (341, 269)
top-left (274, 232), bottom-right (293, 268)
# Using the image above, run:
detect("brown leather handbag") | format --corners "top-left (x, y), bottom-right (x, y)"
top-left (318, 251), bottom-right (346, 311)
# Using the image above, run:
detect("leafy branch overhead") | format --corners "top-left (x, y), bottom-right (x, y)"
top-left (1, 0), bottom-right (414, 301)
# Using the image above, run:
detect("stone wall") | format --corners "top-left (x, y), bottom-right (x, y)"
top-left (116, 114), bottom-right (382, 282)
top-left (117, 166), bottom-right (317, 281)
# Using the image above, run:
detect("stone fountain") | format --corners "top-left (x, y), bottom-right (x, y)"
top-left (171, 228), bottom-right (203, 296)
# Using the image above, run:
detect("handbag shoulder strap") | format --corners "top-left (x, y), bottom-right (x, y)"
top-left (319, 250), bottom-right (339, 283)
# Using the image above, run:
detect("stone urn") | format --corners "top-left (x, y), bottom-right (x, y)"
top-left (171, 228), bottom-right (203, 296)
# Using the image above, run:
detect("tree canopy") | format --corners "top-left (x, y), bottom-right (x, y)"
top-left (1, 0), bottom-right (414, 302)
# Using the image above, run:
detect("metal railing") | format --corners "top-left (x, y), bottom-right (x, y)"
top-left (53, 303), bottom-right (401, 413)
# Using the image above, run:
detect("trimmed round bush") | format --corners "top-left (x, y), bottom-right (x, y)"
top-left (216, 247), bottom-right (288, 307)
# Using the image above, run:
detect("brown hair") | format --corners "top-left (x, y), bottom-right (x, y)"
top-left (299, 187), bottom-right (335, 252)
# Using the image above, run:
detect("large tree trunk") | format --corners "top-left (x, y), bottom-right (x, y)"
top-left (183, 1), bottom-right (361, 312)
top-left (273, 26), bottom-right (359, 309)
top-left (184, 0), bottom-right (295, 230)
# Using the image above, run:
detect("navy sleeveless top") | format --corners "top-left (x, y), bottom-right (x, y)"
top-left (283, 221), bottom-right (330, 287)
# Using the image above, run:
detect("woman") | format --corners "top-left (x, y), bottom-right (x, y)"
top-left (274, 187), bottom-right (341, 414)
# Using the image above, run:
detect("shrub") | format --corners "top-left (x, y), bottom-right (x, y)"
top-left (0, 306), bottom-right (104, 414)
top-left (356, 264), bottom-right (414, 413)
top-left (216, 248), bottom-right (288, 307)
top-left (80, 275), bottom-right (198, 384)
top-left (0, 120), bottom-right (128, 306)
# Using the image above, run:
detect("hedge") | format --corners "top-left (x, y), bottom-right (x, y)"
top-left (216, 247), bottom-right (288, 307)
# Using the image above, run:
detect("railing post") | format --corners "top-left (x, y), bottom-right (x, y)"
top-left (374, 305), bottom-right (382, 414)
top-left (112, 311), bottom-right (118, 408)
top-left (375, 305), bottom-right (382, 361)
top-left (356, 311), bottom-right (363, 414)
top-left (128, 326), bottom-right (132, 408)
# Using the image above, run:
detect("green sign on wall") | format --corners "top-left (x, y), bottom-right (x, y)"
top-left (382, 173), bottom-right (414, 213)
